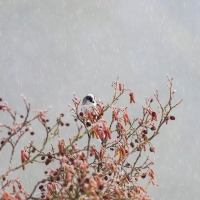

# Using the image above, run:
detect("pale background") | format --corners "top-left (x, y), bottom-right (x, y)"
top-left (0, 0), bottom-right (200, 199)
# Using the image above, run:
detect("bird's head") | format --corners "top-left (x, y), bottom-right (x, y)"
top-left (82, 94), bottom-right (96, 105)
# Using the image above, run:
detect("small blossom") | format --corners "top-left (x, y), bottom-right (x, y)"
top-left (90, 145), bottom-right (99, 159)
top-left (111, 77), bottom-right (119, 90)
top-left (89, 178), bottom-right (97, 188)
top-left (129, 92), bottom-right (136, 103)
top-left (119, 83), bottom-right (123, 91)
top-left (97, 105), bottom-right (103, 116)
top-left (87, 111), bottom-right (95, 124)
top-left (2, 192), bottom-right (15, 200)
top-left (66, 172), bottom-right (71, 182)
top-left (151, 112), bottom-right (158, 121)
top-left (91, 125), bottom-right (99, 139)
top-left (116, 122), bottom-right (125, 135)
top-left (73, 93), bottom-right (81, 105)
top-left (114, 146), bottom-right (126, 164)
top-left (13, 185), bottom-right (17, 193)
top-left (21, 150), bottom-right (29, 170)
top-left (123, 113), bottom-right (130, 126)
top-left (112, 109), bottom-right (118, 121)
top-left (58, 139), bottom-right (66, 155)
top-left (104, 127), bottom-right (111, 140)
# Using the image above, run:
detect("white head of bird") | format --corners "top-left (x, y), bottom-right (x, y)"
top-left (82, 94), bottom-right (97, 106)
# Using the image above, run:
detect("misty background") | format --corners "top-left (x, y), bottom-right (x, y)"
top-left (0, 0), bottom-right (200, 199)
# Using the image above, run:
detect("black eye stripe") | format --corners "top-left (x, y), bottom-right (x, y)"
top-left (87, 96), bottom-right (93, 102)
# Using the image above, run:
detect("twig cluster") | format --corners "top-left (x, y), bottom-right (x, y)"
top-left (0, 76), bottom-right (182, 200)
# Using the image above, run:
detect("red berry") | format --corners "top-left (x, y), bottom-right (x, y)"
top-left (41, 156), bottom-right (45, 160)
top-left (142, 129), bottom-right (148, 134)
top-left (39, 185), bottom-right (44, 190)
top-left (150, 147), bottom-right (156, 153)
top-left (130, 142), bottom-right (135, 148)
top-left (170, 116), bottom-right (175, 120)
top-left (152, 112), bottom-right (156, 117)
top-left (66, 123), bottom-right (70, 126)
top-left (151, 126), bottom-right (156, 131)
top-left (99, 184), bottom-right (104, 190)
top-left (141, 173), bottom-right (146, 178)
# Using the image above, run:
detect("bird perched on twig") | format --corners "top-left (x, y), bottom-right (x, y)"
top-left (81, 94), bottom-right (100, 123)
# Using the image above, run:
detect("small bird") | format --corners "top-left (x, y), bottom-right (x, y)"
top-left (82, 94), bottom-right (97, 106)
top-left (82, 94), bottom-right (104, 144)
top-left (81, 94), bottom-right (98, 119)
